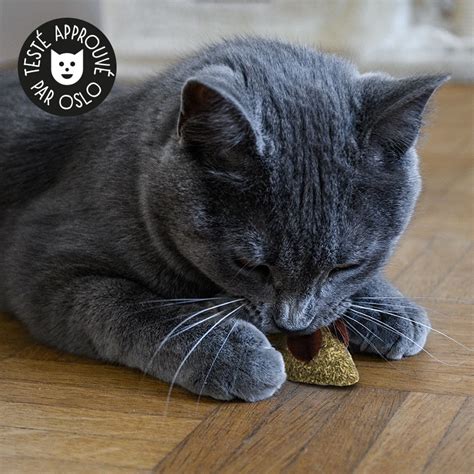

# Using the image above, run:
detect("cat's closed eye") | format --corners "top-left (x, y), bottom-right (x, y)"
top-left (232, 256), bottom-right (272, 282)
top-left (205, 169), bottom-right (247, 186)
top-left (328, 262), bottom-right (360, 279)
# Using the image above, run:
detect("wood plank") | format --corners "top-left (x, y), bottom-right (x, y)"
top-left (436, 246), bottom-right (474, 300)
top-left (423, 397), bottom-right (474, 473)
top-left (0, 357), bottom-right (214, 417)
top-left (393, 237), bottom-right (472, 297)
top-left (0, 401), bottom-right (199, 442)
top-left (411, 170), bottom-right (474, 241)
top-left (353, 393), bottom-right (466, 473)
top-left (154, 385), bottom-right (406, 473)
top-left (0, 426), bottom-right (161, 469)
top-left (385, 236), bottom-right (432, 281)
top-left (278, 387), bottom-right (406, 474)
top-left (0, 379), bottom-right (212, 419)
top-left (0, 455), bottom-right (144, 474)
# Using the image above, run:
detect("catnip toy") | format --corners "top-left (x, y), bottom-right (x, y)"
top-left (271, 320), bottom-right (359, 387)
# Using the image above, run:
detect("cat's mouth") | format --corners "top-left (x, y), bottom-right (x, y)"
top-left (61, 74), bottom-right (73, 79)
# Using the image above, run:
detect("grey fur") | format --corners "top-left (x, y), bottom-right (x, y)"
top-left (0, 38), bottom-right (447, 401)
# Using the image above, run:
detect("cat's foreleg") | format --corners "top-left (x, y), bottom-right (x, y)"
top-left (21, 277), bottom-right (285, 401)
top-left (345, 275), bottom-right (431, 359)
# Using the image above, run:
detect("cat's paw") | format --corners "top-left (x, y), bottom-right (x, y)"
top-left (197, 320), bottom-right (286, 402)
top-left (346, 300), bottom-right (431, 360)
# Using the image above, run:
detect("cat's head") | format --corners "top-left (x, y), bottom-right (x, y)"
top-left (149, 41), bottom-right (447, 334)
top-left (51, 49), bottom-right (83, 86)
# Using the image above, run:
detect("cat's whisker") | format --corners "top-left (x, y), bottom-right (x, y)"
top-left (142, 299), bottom-right (243, 375)
top-left (127, 298), bottom-right (227, 318)
top-left (128, 298), bottom-right (238, 337)
top-left (354, 300), bottom-right (424, 310)
top-left (332, 308), bottom-right (391, 360)
top-left (353, 299), bottom-right (472, 324)
top-left (157, 299), bottom-right (243, 352)
top-left (333, 309), bottom-right (418, 375)
top-left (168, 309), bottom-right (228, 340)
top-left (342, 315), bottom-right (410, 373)
top-left (130, 308), bottom-right (226, 337)
top-left (195, 320), bottom-right (238, 410)
top-left (353, 296), bottom-right (474, 305)
top-left (164, 305), bottom-right (244, 416)
top-left (348, 308), bottom-right (454, 366)
top-left (351, 303), bottom-right (473, 352)
top-left (129, 306), bottom-right (217, 334)
top-left (342, 313), bottom-right (385, 347)
top-left (139, 297), bottom-right (227, 305)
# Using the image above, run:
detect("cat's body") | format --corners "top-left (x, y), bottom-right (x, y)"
top-left (0, 38), bottom-right (445, 401)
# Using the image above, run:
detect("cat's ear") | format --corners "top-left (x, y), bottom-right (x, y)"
top-left (360, 74), bottom-right (449, 157)
top-left (51, 49), bottom-right (58, 60)
top-left (177, 65), bottom-right (262, 153)
top-left (75, 49), bottom-right (83, 61)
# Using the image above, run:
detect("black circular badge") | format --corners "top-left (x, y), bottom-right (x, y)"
top-left (18, 18), bottom-right (116, 116)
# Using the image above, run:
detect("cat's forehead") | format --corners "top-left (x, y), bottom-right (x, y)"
top-left (191, 41), bottom-right (360, 160)
top-left (259, 93), bottom-right (357, 169)
top-left (252, 69), bottom-right (357, 156)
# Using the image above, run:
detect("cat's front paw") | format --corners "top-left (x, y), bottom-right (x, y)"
top-left (346, 300), bottom-right (431, 360)
top-left (199, 320), bottom-right (286, 402)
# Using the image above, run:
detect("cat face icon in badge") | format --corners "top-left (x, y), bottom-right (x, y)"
top-left (51, 49), bottom-right (83, 86)
top-left (18, 18), bottom-right (116, 116)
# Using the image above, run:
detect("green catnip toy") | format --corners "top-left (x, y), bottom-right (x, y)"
top-left (271, 320), bottom-right (359, 387)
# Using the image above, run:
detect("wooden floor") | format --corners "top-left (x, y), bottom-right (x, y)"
top-left (1, 85), bottom-right (473, 474)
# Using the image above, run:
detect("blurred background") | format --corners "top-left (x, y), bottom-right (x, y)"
top-left (1, 0), bottom-right (473, 82)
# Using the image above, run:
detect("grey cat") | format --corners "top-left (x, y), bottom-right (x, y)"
top-left (0, 38), bottom-right (447, 401)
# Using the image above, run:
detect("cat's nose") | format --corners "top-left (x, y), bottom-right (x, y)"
top-left (273, 300), bottom-right (314, 333)
top-left (65, 68), bottom-right (69, 71)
